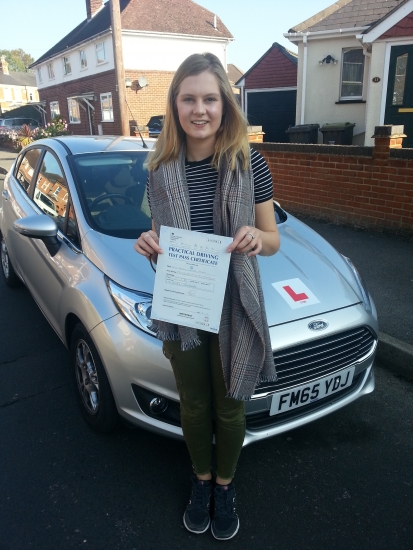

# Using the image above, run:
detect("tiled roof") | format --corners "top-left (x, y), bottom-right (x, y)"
top-left (31, 0), bottom-right (233, 67)
top-left (236, 42), bottom-right (297, 85)
top-left (227, 64), bottom-right (244, 84)
top-left (0, 71), bottom-right (37, 87)
top-left (290, 0), bottom-right (406, 33)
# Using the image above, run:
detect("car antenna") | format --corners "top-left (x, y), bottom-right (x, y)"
top-left (126, 97), bottom-right (148, 149)
top-left (135, 125), bottom-right (148, 149)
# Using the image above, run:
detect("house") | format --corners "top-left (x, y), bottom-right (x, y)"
top-left (235, 43), bottom-right (297, 142)
top-left (30, 0), bottom-right (233, 136)
top-left (227, 63), bottom-right (243, 100)
top-left (285, 0), bottom-right (413, 147)
top-left (0, 56), bottom-right (39, 115)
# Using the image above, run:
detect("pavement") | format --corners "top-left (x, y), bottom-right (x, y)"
top-left (1, 147), bottom-right (412, 381)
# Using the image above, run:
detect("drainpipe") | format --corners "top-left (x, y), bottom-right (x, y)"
top-left (300, 34), bottom-right (308, 124)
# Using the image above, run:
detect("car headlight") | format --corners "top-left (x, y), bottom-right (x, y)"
top-left (341, 255), bottom-right (372, 315)
top-left (105, 276), bottom-right (156, 336)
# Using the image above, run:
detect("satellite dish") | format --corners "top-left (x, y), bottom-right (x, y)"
top-left (138, 77), bottom-right (148, 88)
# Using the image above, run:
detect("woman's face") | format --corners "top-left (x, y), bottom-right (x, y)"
top-left (175, 70), bottom-right (224, 149)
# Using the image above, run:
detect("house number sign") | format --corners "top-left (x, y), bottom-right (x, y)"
top-left (372, 77), bottom-right (381, 83)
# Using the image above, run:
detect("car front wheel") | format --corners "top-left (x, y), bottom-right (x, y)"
top-left (1, 236), bottom-right (21, 287)
top-left (71, 324), bottom-right (119, 433)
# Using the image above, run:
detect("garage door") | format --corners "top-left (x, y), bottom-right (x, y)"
top-left (247, 90), bottom-right (297, 143)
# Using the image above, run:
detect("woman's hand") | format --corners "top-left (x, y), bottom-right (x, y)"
top-left (134, 229), bottom-right (162, 263)
top-left (227, 226), bottom-right (262, 257)
top-left (227, 200), bottom-right (280, 257)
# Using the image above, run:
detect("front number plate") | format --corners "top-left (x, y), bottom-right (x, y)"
top-left (270, 367), bottom-right (355, 416)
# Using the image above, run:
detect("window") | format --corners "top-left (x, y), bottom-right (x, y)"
top-left (100, 92), bottom-right (113, 121)
top-left (340, 49), bottom-right (365, 99)
top-left (80, 50), bottom-right (87, 70)
top-left (47, 63), bottom-right (55, 80)
top-left (29, 92), bottom-right (33, 101)
top-left (67, 98), bottom-right (81, 123)
top-left (392, 53), bottom-right (408, 106)
top-left (50, 101), bottom-right (60, 119)
top-left (14, 88), bottom-right (22, 102)
top-left (37, 68), bottom-right (42, 84)
top-left (15, 148), bottom-right (42, 193)
top-left (34, 151), bottom-right (69, 229)
top-left (63, 56), bottom-right (72, 75)
top-left (4, 87), bottom-right (11, 101)
top-left (95, 42), bottom-right (106, 64)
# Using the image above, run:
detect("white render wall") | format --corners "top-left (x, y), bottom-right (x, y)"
top-left (364, 41), bottom-right (387, 146)
top-left (122, 33), bottom-right (228, 71)
top-left (35, 33), bottom-right (114, 89)
top-left (296, 36), bottom-right (367, 142)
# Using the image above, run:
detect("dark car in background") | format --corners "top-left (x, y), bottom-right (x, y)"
top-left (147, 115), bottom-right (164, 138)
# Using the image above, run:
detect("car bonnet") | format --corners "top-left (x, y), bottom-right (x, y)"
top-left (82, 219), bottom-right (361, 328)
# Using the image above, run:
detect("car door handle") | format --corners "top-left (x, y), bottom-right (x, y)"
top-left (2, 190), bottom-right (9, 200)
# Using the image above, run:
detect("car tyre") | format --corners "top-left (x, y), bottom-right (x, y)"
top-left (71, 324), bottom-right (119, 433)
top-left (1, 236), bottom-right (22, 287)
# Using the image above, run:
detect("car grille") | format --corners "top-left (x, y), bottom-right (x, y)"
top-left (254, 326), bottom-right (376, 397)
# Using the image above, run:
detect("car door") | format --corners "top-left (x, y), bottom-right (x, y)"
top-left (9, 148), bottom-right (84, 337)
top-left (2, 146), bottom-right (43, 278)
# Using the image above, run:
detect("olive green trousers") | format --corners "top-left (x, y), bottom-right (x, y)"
top-left (163, 331), bottom-right (245, 479)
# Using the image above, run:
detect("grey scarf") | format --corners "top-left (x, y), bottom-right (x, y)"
top-left (148, 148), bottom-right (277, 400)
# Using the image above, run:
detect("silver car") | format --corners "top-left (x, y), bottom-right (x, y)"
top-left (0, 136), bottom-right (378, 445)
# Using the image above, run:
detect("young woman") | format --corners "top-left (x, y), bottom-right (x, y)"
top-left (134, 52), bottom-right (280, 540)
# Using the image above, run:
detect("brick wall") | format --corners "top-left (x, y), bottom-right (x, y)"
top-left (39, 69), bottom-right (121, 135)
top-left (125, 70), bottom-right (175, 127)
top-left (253, 131), bottom-right (413, 235)
top-left (39, 69), bottom-right (174, 134)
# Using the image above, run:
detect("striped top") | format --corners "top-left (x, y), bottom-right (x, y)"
top-left (149, 148), bottom-right (273, 234)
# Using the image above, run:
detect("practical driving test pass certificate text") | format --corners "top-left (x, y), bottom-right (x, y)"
top-left (151, 226), bottom-right (233, 333)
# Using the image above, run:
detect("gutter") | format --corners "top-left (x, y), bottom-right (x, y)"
top-left (284, 26), bottom-right (369, 43)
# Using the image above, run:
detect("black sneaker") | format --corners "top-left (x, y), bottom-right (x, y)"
top-left (183, 476), bottom-right (212, 534)
top-left (211, 482), bottom-right (239, 540)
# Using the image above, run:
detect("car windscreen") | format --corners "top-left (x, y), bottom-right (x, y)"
top-left (71, 151), bottom-right (151, 238)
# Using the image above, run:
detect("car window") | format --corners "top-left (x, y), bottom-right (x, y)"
top-left (71, 151), bottom-right (150, 238)
top-left (34, 151), bottom-right (69, 231)
top-left (66, 202), bottom-right (81, 248)
top-left (15, 148), bottom-right (42, 193)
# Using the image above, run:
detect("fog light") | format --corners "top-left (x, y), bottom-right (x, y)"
top-left (149, 397), bottom-right (168, 415)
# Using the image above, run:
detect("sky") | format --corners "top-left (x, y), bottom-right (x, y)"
top-left (1, 0), bottom-right (334, 72)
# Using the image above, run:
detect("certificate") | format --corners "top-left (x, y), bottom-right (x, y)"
top-left (151, 226), bottom-right (233, 333)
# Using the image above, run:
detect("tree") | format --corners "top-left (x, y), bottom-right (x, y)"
top-left (0, 49), bottom-right (34, 72)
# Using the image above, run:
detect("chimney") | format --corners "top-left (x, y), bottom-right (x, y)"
top-left (0, 55), bottom-right (9, 75)
top-left (86, 0), bottom-right (104, 21)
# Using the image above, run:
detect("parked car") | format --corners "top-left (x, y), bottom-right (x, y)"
top-left (0, 117), bottom-right (40, 134)
top-left (0, 136), bottom-right (378, 444)
top-left (146, 115), bottom-right (164, 138)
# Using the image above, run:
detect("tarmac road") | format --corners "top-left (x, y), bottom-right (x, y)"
top-left (0, 275), bottom-right (412, 549)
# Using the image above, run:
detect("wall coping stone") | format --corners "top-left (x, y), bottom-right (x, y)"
top-left (390, 148), bottom-right (413, 160)
top-left (252, 142), bottom-right (373, 157)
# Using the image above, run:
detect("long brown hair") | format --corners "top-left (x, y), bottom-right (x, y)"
top-left (146, 53), bottom-right (250, 171)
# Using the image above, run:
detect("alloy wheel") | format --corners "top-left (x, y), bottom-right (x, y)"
top-left (75, 339), bottom-right (100, 415)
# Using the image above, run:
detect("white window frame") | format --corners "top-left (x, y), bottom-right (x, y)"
top-left (4, 87), bottom-right (11, 101)
top-left (100, 92), bottom-right (114, 122)
top-left (14, 88), bottom-right (22, 102)
top-left (50, 101), bottom-right (60, 119)
top-left (95, 42), bottom-right (106, 65)
top-left (67, 98), bottom-right (81, 124)
top-left (37, 68), bottom-right (42, 84)
top-left (79, 49), bottom-right (87, 70)
top-left (47, 62), bottom-right (55, 80)
top-left (63, 56), bottom-right (72, 76)
top-left (340, 48), bottom-right (365, 100)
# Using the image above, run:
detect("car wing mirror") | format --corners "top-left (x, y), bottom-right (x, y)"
top-left (13, 215), bottom-right (61, 257)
